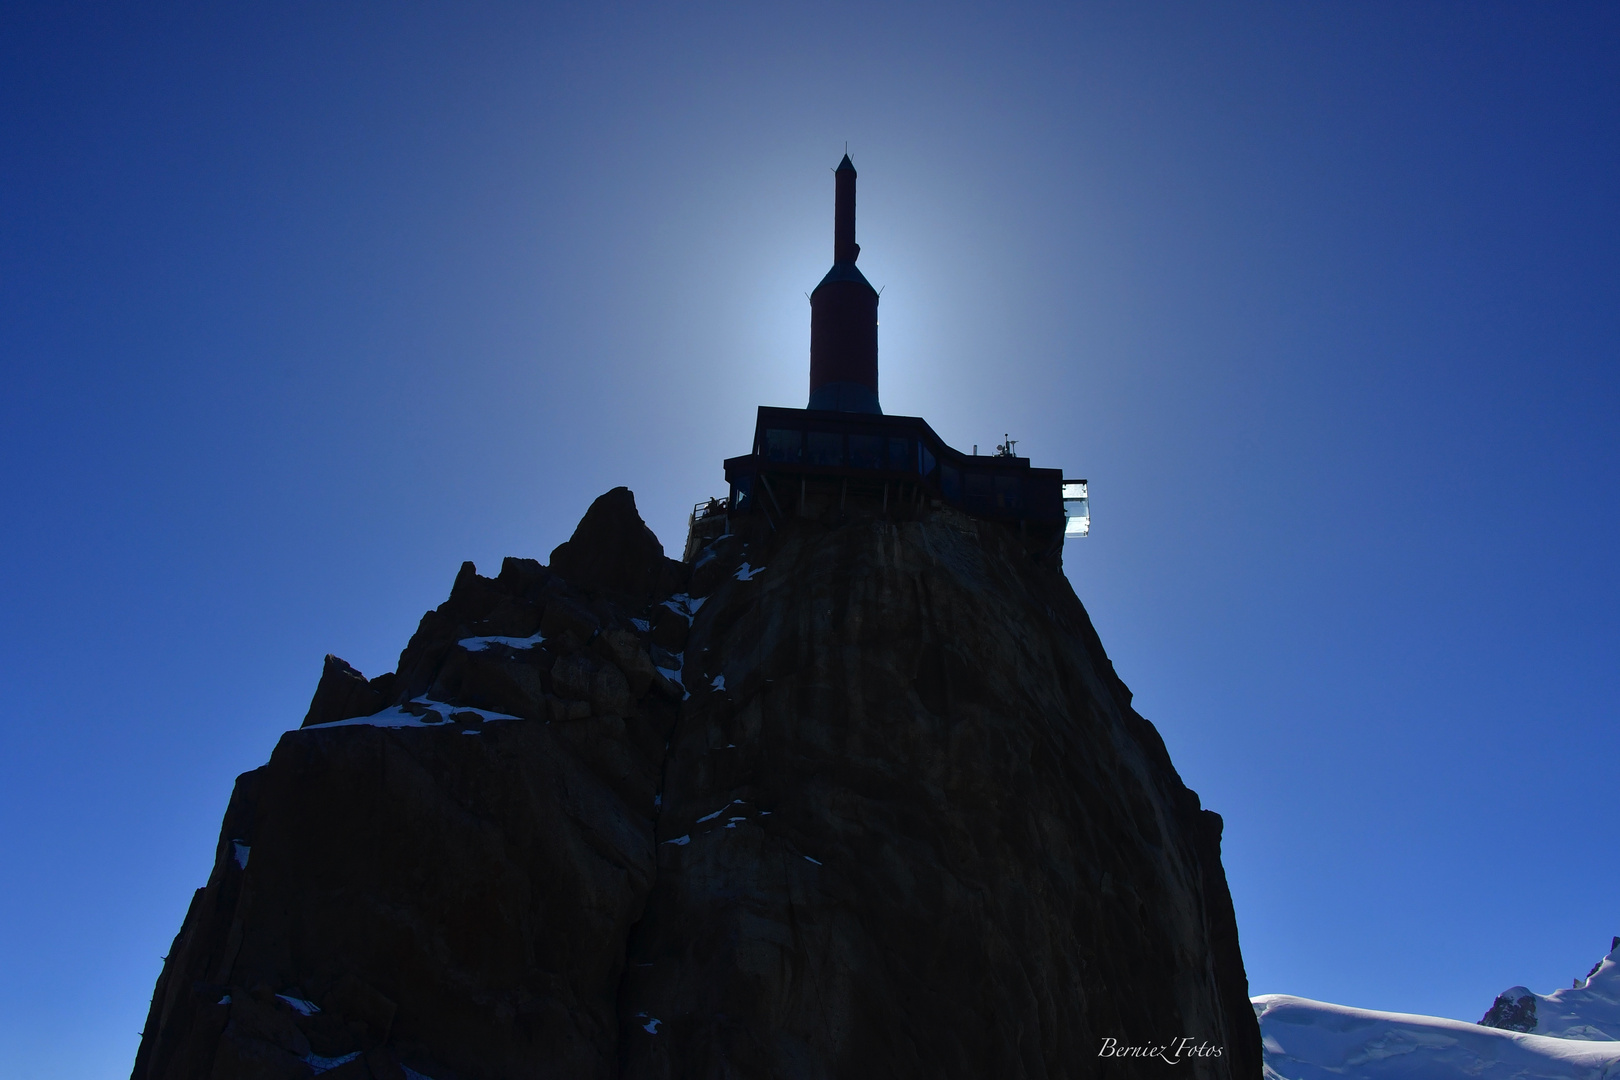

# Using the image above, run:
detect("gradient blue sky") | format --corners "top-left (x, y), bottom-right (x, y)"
top-left (3, 3), bottom-right (1617, 1076)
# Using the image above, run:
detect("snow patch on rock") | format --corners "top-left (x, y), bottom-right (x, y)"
top-left (276, 993), bottom-right (320, 1016)
top-left (311, 698), bottom-right (520, 730)
top-left (458, 632), bottom-right (546, 652)
top-left (661, 594), bottom-right (705, 622)
top-left (305, 1051), bottom-right (359, 1074)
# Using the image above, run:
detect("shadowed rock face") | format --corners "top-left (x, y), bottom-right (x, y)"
top-left (132, 489), bottom-right (1259, 1080)
top-left (621, 508), bottom-right (1258, 1080)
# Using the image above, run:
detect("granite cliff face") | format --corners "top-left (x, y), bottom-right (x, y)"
top-left (133, 487), bottom-right (1260, 1079)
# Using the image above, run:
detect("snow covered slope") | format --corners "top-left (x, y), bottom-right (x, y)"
top-left (1254, 995), bottom-right (1620, 1080)
top-left (1482, 942), bottom-right (1620, 1040)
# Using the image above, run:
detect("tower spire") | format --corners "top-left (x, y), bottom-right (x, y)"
top-left (808, 154), bottom-right (881, 414)
top-left (834, 154), bottom-right (858, 264)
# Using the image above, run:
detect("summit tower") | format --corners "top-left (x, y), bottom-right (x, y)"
top-left (808, 154), bottom-right (881, 413)
top-left (702, 154), bottom-right (1089, 563)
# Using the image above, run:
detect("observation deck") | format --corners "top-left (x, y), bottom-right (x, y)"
top-left (717, 406), bottom-right (1086, 559)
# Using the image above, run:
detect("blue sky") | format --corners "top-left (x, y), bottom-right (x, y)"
top-left (2, 3), bottom-right (1616, 1076)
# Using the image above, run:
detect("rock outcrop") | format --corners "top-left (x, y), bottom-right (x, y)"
top-left (1480, 988), bottom-right (1540, 1034)
top-left (133, 486), bottom-right (1260, 1079)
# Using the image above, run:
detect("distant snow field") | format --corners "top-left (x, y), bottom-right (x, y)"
top-left (1257, 942), bottom-right (1620, 1080)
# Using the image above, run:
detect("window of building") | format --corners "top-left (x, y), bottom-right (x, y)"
top-left (888, 437), bottom-right (911, 471)
top-left (1063, 480), bottom-right (1089, 538)
top-left (940, 464), bottom-right (960, 501)
top-left (994, 475), bottom-right (1021, 512)
top-left (849, 434), bottom-right (882, 468)
top-left (764, 428), bottom-right (801, 463)
top-left (807, 430), bottom-right (843, 466)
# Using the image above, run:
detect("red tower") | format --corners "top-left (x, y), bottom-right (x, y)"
top-left (808, 154), bottom-right (881, 413)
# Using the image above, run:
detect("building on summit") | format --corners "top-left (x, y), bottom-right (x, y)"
top-left (697, 154), bottom-right (1089, 561)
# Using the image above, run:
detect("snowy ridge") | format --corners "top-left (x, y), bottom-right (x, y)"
top-left (1486, 944), bottom-right (1620, 1040)
top-left (1254, 995), bottom-right (1620, 1080)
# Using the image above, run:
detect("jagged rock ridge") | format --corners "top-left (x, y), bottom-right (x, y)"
top-left (133, 486), bottom-right (1260, 1079)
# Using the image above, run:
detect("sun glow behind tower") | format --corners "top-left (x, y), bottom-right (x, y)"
top-left (702, 155), bottom-right (1088, 558)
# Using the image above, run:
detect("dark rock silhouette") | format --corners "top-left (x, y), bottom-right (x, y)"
top-left (301, 655), bottom-right (394, 728)
top-left (1480, 989), bottom-right (1539, 1033)
top-left (548, 487), bottom-right (685, 608)
top-left (132, 488), bottom-right (1260, 1079)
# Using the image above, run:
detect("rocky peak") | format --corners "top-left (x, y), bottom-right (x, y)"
top-left (547, 486), bottom-right (684, 608)
top-left (133, 488), bottom-right (1260, 1080)
top-left (1480, 987), bottom-right (1539, 1033)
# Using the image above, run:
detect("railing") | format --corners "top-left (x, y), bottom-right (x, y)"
top-left (692, 497), bottom-right (729, 521)
top-left (683, 496), bottom-right (732, 562)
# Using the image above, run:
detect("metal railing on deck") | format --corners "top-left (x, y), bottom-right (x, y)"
top-left (683, 496), bottom-right (731, 562)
